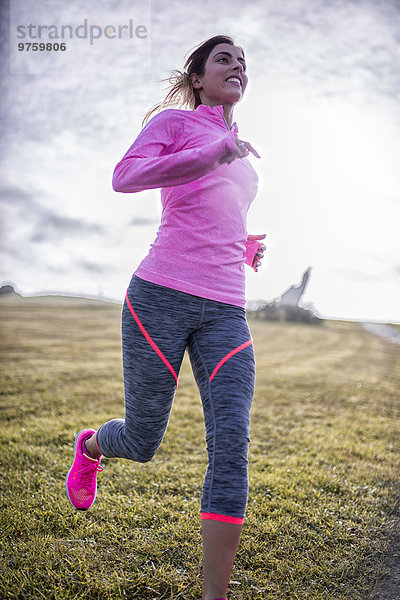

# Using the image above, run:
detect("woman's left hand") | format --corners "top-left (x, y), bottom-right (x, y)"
top-left (247, 233), bottom-right (266, 272)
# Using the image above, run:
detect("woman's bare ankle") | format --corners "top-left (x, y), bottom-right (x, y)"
top-left (84, 433), bottom-right (101, 459)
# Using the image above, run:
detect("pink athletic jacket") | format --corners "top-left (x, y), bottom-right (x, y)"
top-left (112, 103), bottom-right (259, 308)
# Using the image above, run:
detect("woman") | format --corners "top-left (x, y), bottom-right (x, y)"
top-left (66, 34), bottom-right (266, 600)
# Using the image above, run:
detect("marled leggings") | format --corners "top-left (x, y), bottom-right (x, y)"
top-left (96, 275), bottom-right (255, 522)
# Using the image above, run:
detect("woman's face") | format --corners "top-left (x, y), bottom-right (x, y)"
top-left (192, 43), bottom-right (248, 106)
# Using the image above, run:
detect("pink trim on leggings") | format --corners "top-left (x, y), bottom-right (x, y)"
top-left (209, 339), bottom-right (253, 383)
top-left (94, 431), bottom-right (102, 455)
top-left (201, 512), bottom-right (244, 525)
top-left (125, 291), bottom-right (178, 385)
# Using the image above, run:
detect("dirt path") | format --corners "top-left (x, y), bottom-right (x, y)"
top-left (362, 322), bottom-right (400, 345)
top-left (363, 322), bottom-right (400, 599)
top-left (373, 515), bottom-right (400, 600)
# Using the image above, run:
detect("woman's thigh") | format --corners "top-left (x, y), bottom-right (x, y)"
top-left (120, 276), bottom-right (194, 460)
top-left (186, 303), bottom-right (255, 517)
top-left (187, 304), bottom-right (255, 427)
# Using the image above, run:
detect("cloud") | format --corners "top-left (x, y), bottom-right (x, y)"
top-left (75, 259), bottom-right (110, 273)
top-left (0, 185), bottom-right (31, 208)
top-left (29, 213), bottom-right (101, 242)
top-left (239, 0), bottom-right (400, 108)
top-left (1, 0), bottom-right (399, 320)
top-left (0, 185), bottom-right (103, 249)
top-left (129, 216), bottom-right (159, 226)
top-left (333, 263), bottom-right (400, 283)
top-left (334, 267), bottom-right (381, 283)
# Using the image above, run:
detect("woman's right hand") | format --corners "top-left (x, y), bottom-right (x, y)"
top-left (219, 137), bottom-right (261, 165)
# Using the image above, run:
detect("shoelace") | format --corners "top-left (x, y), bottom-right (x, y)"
top-left (77, 460), bottom-right (103, 486)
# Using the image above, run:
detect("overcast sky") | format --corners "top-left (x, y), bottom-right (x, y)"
top-left (1, 0), bottom-right (399, 322)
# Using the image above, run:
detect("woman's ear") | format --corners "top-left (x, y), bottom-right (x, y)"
top-left (191, 74), bottom-right (201, 89)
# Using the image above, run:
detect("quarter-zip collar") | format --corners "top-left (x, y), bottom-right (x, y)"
top-left (194, 103), bottom-right (239, 135)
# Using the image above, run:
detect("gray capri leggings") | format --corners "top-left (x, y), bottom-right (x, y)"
top-left (96, 274), bottom-right (255, 523)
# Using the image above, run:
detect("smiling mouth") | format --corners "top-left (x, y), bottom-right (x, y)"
top-left (225, 78), bottom-right (241, 88)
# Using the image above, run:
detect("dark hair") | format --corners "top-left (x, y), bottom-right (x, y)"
top-left (141, 34), bottom-right (244, 128)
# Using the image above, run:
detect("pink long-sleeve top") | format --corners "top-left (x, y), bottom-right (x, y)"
top-left (112, 103), bottom-right (259, 308)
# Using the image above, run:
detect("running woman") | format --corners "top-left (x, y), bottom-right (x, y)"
top-left (66, 34), bottom-right (266, 600)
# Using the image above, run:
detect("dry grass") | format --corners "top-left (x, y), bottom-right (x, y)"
top-left (0, 295), bottom-right (399, 599)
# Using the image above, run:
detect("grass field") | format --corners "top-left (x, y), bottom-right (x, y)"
top-left (0, 294), bottom-right (399, 600)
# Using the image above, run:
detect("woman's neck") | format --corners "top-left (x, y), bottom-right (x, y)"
top-left (222, 106), bottom-right (234, 129)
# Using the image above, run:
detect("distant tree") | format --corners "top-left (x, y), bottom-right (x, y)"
top-left (0, 284), bottom-right (19, 295)
top-left (248, 301), bottom-right (322, 325)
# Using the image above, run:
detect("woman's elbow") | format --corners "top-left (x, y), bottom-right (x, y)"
top-left (112, 166), bottom-right (124, 192)
top-left (112, 164), bottom-right (140, 193)
top-left (112, 178), bottom-right (141, 193)
top-left (112, 176), bottom-right (122, 192)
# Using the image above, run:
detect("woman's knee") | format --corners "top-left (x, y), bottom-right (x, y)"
top-left (123, 442), bottom-right (158, 463)
top-left (207, 430), bottom-right (250, 468)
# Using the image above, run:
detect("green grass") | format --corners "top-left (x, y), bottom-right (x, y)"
top-left (0, 295), bottom-right (399, 599)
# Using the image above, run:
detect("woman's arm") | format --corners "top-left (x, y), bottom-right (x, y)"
top-left (112, 110), bottom-right (238, 193)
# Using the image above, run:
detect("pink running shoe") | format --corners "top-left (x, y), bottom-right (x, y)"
top-left (65, 428), bottom-right (103, 510)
